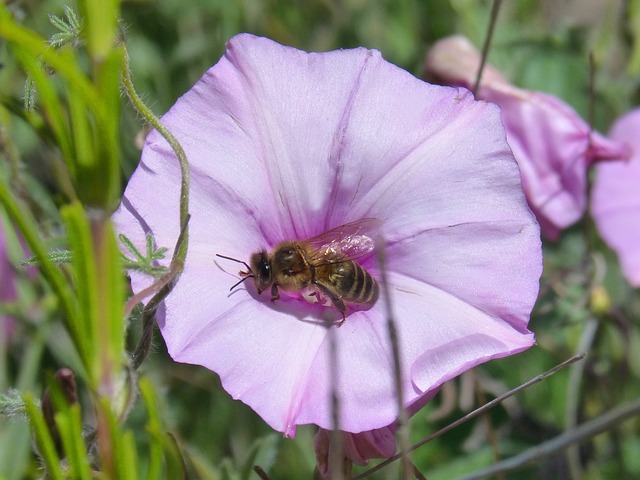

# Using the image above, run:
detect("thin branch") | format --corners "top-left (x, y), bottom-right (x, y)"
top-left (376, 238), bottom-right (411, 479)
top-left (327, 320), bottom-right (345, 480)
top-left (472, 0), bottom-right (503, 96)
top-left (253, 466), bottom-right (273, 480)
top-left (458, 396), bottom-right (640, 480)
top-left (354, 354), bottom-right (584, 479)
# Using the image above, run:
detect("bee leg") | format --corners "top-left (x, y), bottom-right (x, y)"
top-left (313, 281), bottom-right (347, 327)
top-left (270, 284), bottom-right (280, 302)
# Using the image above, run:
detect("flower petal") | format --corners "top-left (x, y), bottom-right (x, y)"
top-left (592, 109), bottom-right (640, 286)
top-left (314, 427), bottom-right (396, 478)
top-left (425, 35), bottom-right (630, 239)
top-left (115, 34), bottom-right (542, 437)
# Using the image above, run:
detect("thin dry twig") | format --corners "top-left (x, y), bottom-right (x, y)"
top-left (253, 466), bottom-right (273, 480)
top-left (353, 354), bottom-right (584, 479)
top-left (458, 395), bottom-right (640, 480)
top-left (376, 237), bottom-right (411, 480)
top-left (472, 0), bottom-right (504, 96)
top-left (327, 321), bottom-right (345, 480)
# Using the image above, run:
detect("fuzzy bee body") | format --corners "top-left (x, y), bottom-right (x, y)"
top-left (313, 254), bottom-right (379, 310)
top-left (218, 218), bottom-right (381, 324)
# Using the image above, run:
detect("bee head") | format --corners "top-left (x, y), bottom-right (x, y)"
top-left (250, 250), bottom-right (272, 294)
top-left (216, 253), bottom-right (259, 293)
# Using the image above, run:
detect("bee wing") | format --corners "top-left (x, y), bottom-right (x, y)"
top-left (306, 218), bottom-right (382, 263)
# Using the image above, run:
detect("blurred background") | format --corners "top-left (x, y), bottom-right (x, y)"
top-left (2, 0), bottom-right (640, 479)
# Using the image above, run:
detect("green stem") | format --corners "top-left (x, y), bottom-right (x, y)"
top-left (120, 35), bottom-right (190, 367)
top-left (120, 38), bottom-right (190, 234)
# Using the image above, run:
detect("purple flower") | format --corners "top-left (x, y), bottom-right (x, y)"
top-left (592, 109), bottom-right (640, 286)
top-left (425, 35), bottom-right (630, 239)
top-left (314, 427), bottom-right (396, 477)
top-left (114, 34), bottom-right (541, 438)
top-left (313, 389), bottom-right (438, 475)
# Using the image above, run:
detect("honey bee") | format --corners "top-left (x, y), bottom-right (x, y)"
top-left (217, 218), bottom-right (381, 325)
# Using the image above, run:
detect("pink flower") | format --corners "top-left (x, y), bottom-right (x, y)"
top-left (592, 109), bottom-right (640, 286)
top-left (314, 427), bottom-right (396, 477)
top-left (425, 35), bottom-right (630, 239)
top-left (114, 34), bottom-right (541, 438)
top-left (313, 389), bottom-right (438, 476)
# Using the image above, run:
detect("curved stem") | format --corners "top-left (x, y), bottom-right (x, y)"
top-left (120, 40), bottom-right (190, 232)
top-left (120, 34), bottom-right (191, 368)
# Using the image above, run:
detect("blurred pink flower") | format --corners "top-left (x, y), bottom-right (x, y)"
top-left (425, 35), bottom-right (630, 239)
top-left (114, 34), bottom-right (541, 438)
top-left (592, 109), bottom-right (640, 286)
top-left (314, 427), bottom-right (395, 477)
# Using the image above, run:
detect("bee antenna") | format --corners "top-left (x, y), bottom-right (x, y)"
top-left (229, 275), bottom-right (253, 292)
top-left (216, 253), bottom-right (252, 272)
top-left (216, 253), bottom-right (255, 291)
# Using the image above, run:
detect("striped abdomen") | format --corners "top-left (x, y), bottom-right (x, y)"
top-left (324, 260), bottom-right (378, 306)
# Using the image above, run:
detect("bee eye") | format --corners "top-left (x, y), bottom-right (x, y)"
top-left (259, 262), bottom-right (271, 282)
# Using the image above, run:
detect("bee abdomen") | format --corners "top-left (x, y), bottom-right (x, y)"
top-left (344, 262), bottom-right (378, 305)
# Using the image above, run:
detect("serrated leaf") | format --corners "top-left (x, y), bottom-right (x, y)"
top-left (22, 249), bottom-right (73, 266)
top-left (0, 389), bottom-right (26, 418)
top-left (64, 5), bottom-right (82, 31)
top-left (48, 14), bottom-right (69, 33)
top-left (119, 233), bottom-right (169, 277)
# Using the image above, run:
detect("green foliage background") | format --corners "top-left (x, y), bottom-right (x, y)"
top-left (1, 0), bottom-right (640, 479)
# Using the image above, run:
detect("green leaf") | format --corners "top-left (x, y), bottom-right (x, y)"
top-left (54, 404), bottom-right (92, 480)
top-left (61, 203), bottom-right (126, 388)
top-left (140, 378), bottom-right (187, 479)
top-left (0, 389), bottom-right (25, 418)
top-left (22, 250), bottom-right (73, 267)
top-left (23, 393), bottom-right (64, 480)
top-left (61, 203), bottom-right (97, 376)
top-left (48, 5), bottom-right (83, 48)
top-left (0, 179), bottom-right (80, 359)
top-left (23, 76), bottom-right (37, 112)
top-left (99, 219), bottom-right (126, 384)
top-left (12, 51), bottom-right (75, 175)
top-left (0, 6), bottom-right (123, 208)
top-left (94, 396), bottom-right (138, 480)
top-left (119, 430), bottom-right (140, 480)
top-left (141, 378), bottom-right (164, 480)
top-left (48, 13), bottom-right (69, 34)
top-left (67, 76), bottom-right (93, 172)
top-left (77, 0), bottom-right (119, 60)
top-left (89, 46), bottom-right (123, 209)
top-left (119, 233), bottom-right (169, 278)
